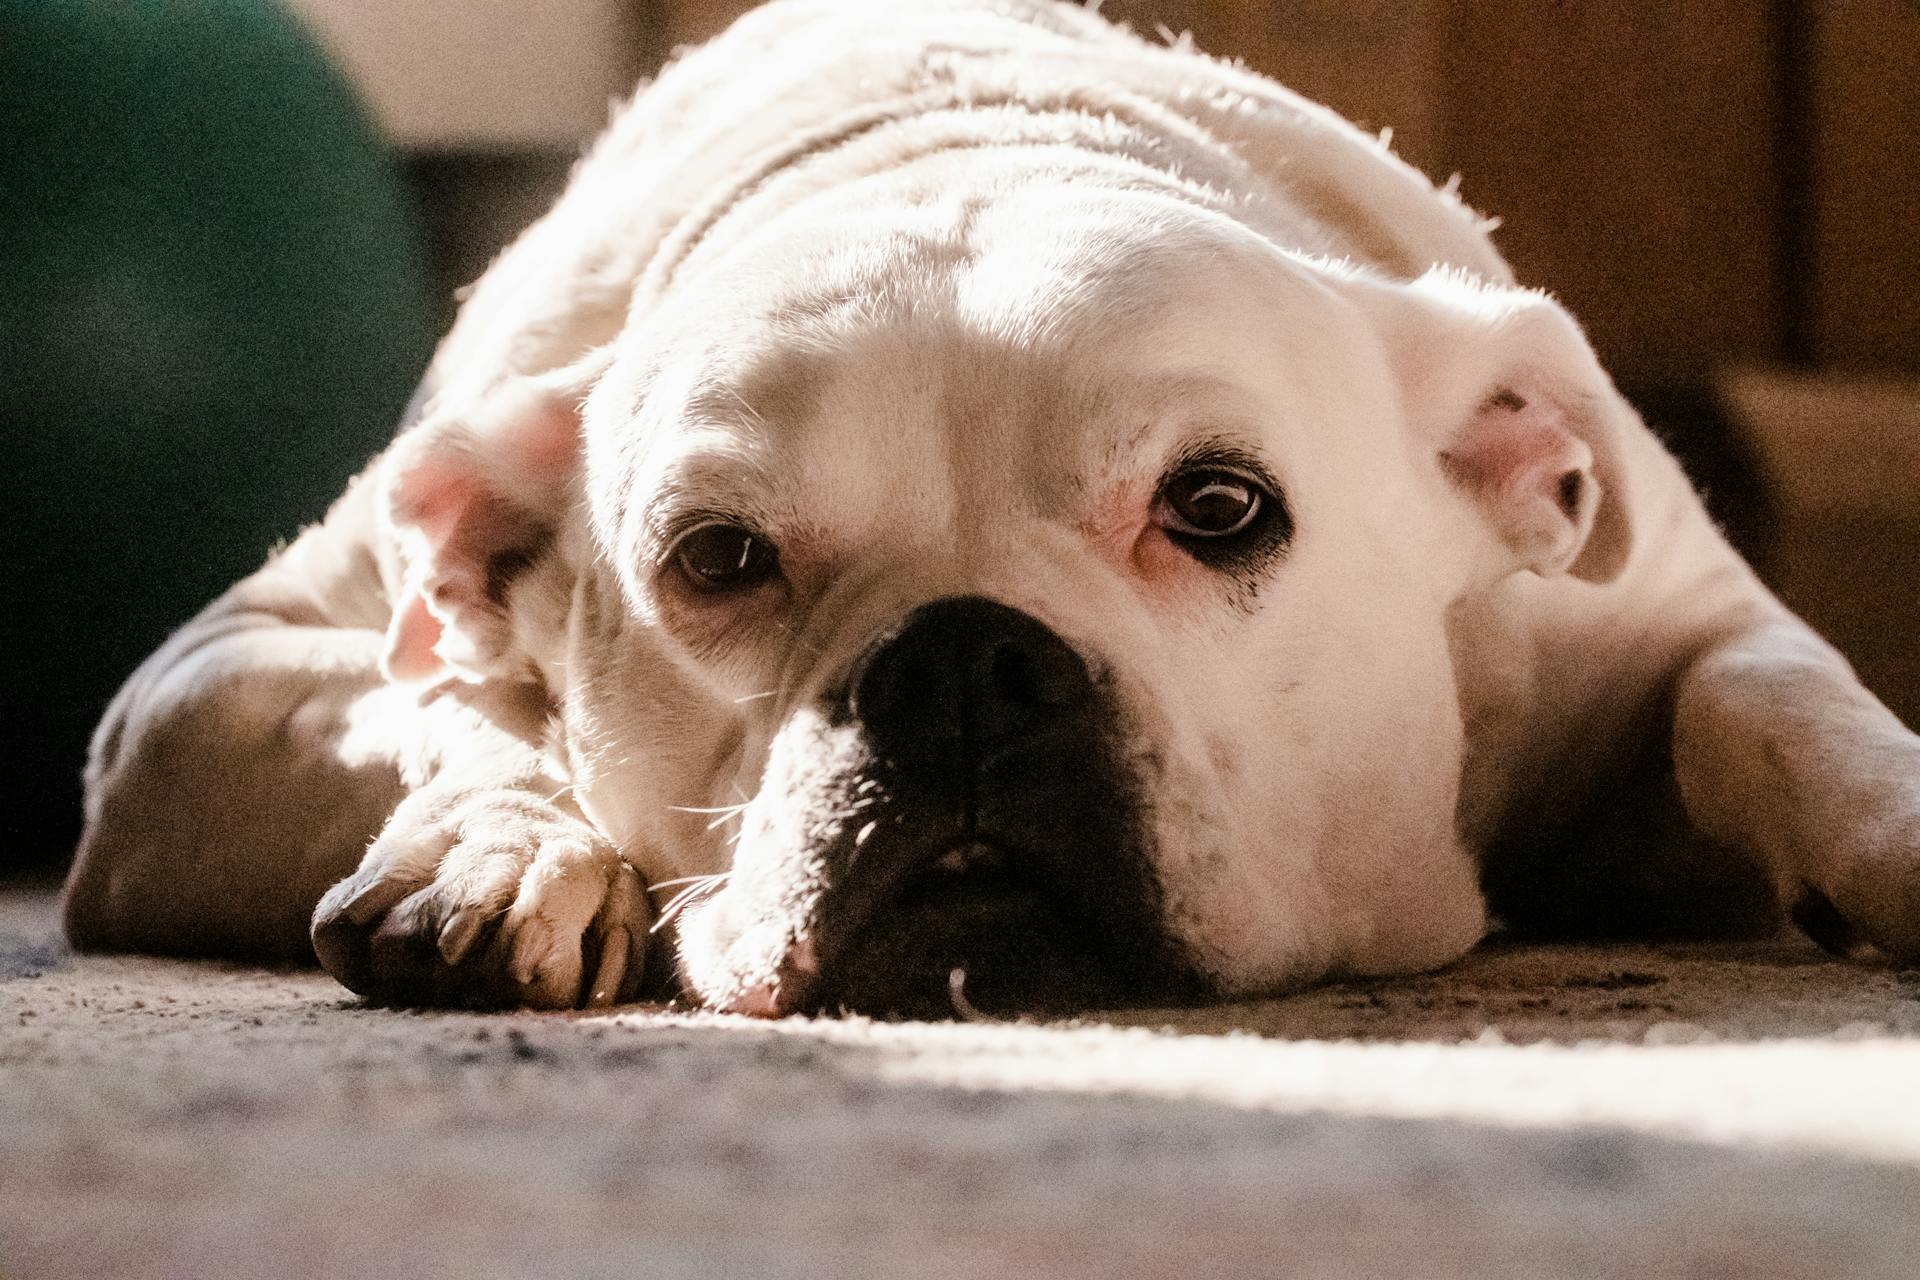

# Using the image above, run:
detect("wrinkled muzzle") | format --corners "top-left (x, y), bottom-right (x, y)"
top-left (677, 594), bottom-right (1201, 1018)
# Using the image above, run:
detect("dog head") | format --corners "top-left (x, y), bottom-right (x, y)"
top-left (380, 172), bottom-right (1632, 1017)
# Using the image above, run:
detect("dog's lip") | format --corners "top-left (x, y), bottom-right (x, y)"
top-left (893, 839), bottom-right (1027, 908)
top-left (718, 836), bottom-right (1064, 1018)
top-left (720, 934), bottom-right (819, 1018)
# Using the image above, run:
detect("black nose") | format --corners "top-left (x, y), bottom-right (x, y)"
top-left (851, 595), bottom-right (1091, 780)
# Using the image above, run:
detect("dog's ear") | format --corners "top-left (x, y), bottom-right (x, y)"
top-left (380, 367), bottom-right (592, 683)
top-left (1361, 268), bottom-right (1634, 586)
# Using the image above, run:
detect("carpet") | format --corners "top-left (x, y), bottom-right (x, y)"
top-left (4, 885), bottom-right (1919, 1279)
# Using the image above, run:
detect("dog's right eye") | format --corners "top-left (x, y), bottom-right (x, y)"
top-left (672, 521), bottom-right (780, 592)
top-left (1149, 455), bottom-right (1294, 576)
top-left (1156, 468), bottom-right (1266, 538)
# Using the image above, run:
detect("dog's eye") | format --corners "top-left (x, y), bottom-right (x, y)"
top-left (1154, 468), bottom-right (1266, 538)
top-left (672, 521), bottom-right (779, 592)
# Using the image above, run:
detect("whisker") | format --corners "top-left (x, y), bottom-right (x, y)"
top-left (650, 875), bottom-right (729, 933)
top-left (769, 620), bottom-right (827, 659)
top-left (733, 690), bottom-right (776, 704)
top-left (646, 873), bottom-right (730, 893)
top-left (722, 386), bottom-right (768, 429)
top-left (663, 799), bottom-right (751, 833)
top-left (651, 889), bottom-right (707, 931)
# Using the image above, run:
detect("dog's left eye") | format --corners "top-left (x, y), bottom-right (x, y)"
top-left (1154, 467), bottom-right (1267, 538)
top-left (672, 521), bottom-right (780, 592)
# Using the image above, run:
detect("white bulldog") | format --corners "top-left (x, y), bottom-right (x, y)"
top-left (64, 0), bottom-right (1920, 1017)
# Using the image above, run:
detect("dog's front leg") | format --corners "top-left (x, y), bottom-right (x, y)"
top-left (66, 611), bottom-right (410, 960)
top-left (69, 604), bottom-right (649, 1009)
top-left (1672, 617), bottom-right (1920, 959)
top-left (65, 470), bottom-right (433, 964)
top-left (307, 704), bottom-right (650, 1011)
top-left (66, 464), bottom-right (652, 1008)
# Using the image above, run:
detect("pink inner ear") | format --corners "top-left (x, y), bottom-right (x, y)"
top-left (1438, 389), bottom-right (1595, 575)
top-left (1441, 414), bottom-right (1582, 501)
top-left (383, 587), bottom-right (446, 682)
top-left (392, 454), bottom-right (482, 551)
top-left (513, 396), bottom-right (583, 474)
top-left (383, 448), bottom-right (558, 682)
top-left (390, 385), bottom-right (581, 549)
top-left (379, 378), bottom-right (585, 682)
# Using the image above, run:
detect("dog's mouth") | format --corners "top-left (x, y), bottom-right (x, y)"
top-left (893, 840), bottom-right (1041, 915)
top-left (712, 833), bottom-right (1186, 1021)
top-left (830, 839), bottom-right (1116, 1018)
top-left (674, 594), bottom-right (1203, 1020)
top-left (677, 769), bottom-right (1200, 1020)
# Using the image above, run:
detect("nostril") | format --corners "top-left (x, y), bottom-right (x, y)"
top-left (849, 596), bottom-right (1092, 767)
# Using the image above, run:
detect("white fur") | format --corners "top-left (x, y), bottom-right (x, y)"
top-left (65, 0), bottom-right (1920, 1011)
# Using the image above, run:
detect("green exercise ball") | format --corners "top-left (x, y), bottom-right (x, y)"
top-left (1, 0), bottom-right (439, 871)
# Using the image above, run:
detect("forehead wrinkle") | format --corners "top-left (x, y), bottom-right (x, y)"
top-left (634, 434), bottom-right (786, 558)
top-left (754, 204), bottom-right (989, 341)
top-left (685, 343), bottom-right (829, 439)
top-left (951, 187), bottom-right (1267, 353)
top-left (807, 320), bottom-right (1283, 536)
top-left (1104, 370), bottom-right (1276, 457)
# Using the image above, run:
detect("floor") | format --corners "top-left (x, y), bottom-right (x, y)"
top-left (5, 885), bottom-right (1920, 1279)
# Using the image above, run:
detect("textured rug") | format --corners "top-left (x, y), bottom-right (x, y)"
top-left (5, 884), bottom-right (1920, 1279)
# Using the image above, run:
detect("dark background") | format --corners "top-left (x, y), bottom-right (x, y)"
top-left (4, 0), bottom-right (1916, 877)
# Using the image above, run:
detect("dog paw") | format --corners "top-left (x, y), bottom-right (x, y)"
top-left (1790, 794), bottom-right (1920, 965)
top-left (1836, 819), bottom-right (1920, 965)
top-left (311, 785), bottom-right (649, 1009)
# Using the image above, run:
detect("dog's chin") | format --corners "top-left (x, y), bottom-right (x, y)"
top-left (678, 842), bottom-right (1204, 1020)
top-left (821, 861), bottom-right (1171, 1019)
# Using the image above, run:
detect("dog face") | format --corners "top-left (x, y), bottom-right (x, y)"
top-left (384, 175), bottom-right (1631, 1017)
